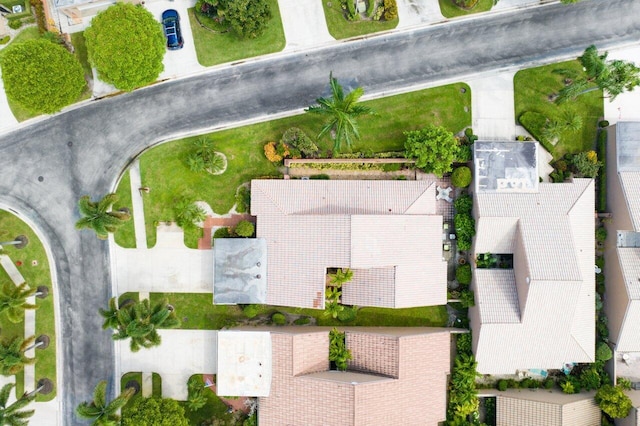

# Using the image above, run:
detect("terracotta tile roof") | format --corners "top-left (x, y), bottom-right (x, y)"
top-left (258, 328), bottom-right (450, 426)
top-left (252, 180), bottom-right (447, 309)
top-left (471, 180), bottom-right (595, 374)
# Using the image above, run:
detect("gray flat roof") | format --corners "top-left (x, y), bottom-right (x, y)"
top-left (474, 141), bottom-right (538, 193)
top-left (616, 122), bottom-right (640, 172)
top-left (213, 238), bottom-right (267, 304)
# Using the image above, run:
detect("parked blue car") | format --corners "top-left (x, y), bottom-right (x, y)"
top-left (162, 9), bottom-right (184, 50)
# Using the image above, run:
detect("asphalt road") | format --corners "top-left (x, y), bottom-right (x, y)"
top-left (0, 0), bottom-right (639, 423)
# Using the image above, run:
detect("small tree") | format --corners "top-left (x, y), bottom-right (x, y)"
top-left (85, 3), bottom-right (165, 91)
top-left (121, 397), bottom-right (189, 426)
top-left (174, 199), bottom-right (207, 230)
top-left (404, 125), bottom-right (458, 176)
top-left (0, 282), bottom-right (37, 323)
top-left (186, 376), bottom-right (207, 412)
top-left (234, 220), bottom-right (255, 237)
top-left (0, 335), bottom-right (36, 375)
top-left (225, 0), bottom-right (272, 39)
top-left (451, 166), bottom-right (472, 188)
top-left (1, 39), bottom-right (85, 114)
top-left (596, 384), bottom-right (633, 419)
top-left (75, 193), bottom-right (131, 240)
top-left (0, 383), bottom-right (36, 425)
top-left (186, 138), bottom-right (226, 175)
top-left (76, 380), bottom-right (135, 425)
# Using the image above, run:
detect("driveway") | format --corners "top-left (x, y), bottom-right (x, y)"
top-left (603, 45), bottom-right (640, 124)
top-left (278, 0), bottom-right (334, 50)
top-left (467, 71), bottom-right (517, 140)
top-left (117, 329), bottom-right (218, 400)
top-left (396, 0), bottom-right (445, 28)
top-left (145, 0), bottom-right (205, 80)
top-left (1, 1), bottom-right (639, 424)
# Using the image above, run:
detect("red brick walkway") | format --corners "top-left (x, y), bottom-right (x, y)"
top-left (197, 214), bottom-right (256, 249)
top-left (201, 374), bottom-right (251, 413)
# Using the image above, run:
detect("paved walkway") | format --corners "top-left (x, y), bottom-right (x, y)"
top-left (278, 0), bottom-right (334, 50)
top-left (128, 160), bottom-right (147, 249)
top-left (117, 329), bottom-right (218, 400)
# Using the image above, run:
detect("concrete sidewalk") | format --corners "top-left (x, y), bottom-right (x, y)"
top-left (128, 160), bottom-right (147, 249)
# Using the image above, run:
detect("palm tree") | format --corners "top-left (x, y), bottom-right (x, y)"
top-left (75, 193), bottom-right (131, 240)
top-left (328, 268), bottom-right (353, 286)
top-left (305, 73), bottom-right (375, 153)
top-left (76, 380), bottom-right (134, 425)
top-left (556, 45), bottom-right (640, 103)
top-left (0, 282), bottom-right (37, 323)
top-left (106, 299), bottom-right (181, 352)
top-left (0, 383), bottom-right (36, 426)
top-left (0, 335), bottom-right (36, 375)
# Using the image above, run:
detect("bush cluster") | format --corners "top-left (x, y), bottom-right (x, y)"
top-left (282, 127), bottom-right (318, 158)
top-left (383, 0), bottom-right (397, 20)
top-left (242, 304), bottom-right (260, 319)
top-left (263, 141), bottom-right (282, 163)
top-left (447, 354), bottom-right (479, 422)
top-left (235, 186), bottom-right (251, 214)
top-left (455, 212), bottom-right (475, 251)
top-left (455, 264), bottom-right (472, 286)
top-left (234, 220), bottom-right (255, 237)
top-left (329, 328), bottom-right (352, 371)
top-left (271, 312), bottom-right (286, 325)
top-left (30, 0), bottom-right (46, 33)
top-left (596, 226), bottom-right (607, 243)
top-left (454, 194), bottom-right (473, 215)
top-left (451, 166), bottom-right (472, 188)
top-left (597, 130), bottom-right (607, 212)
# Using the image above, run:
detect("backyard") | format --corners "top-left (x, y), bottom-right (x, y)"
top-left (0, 210), bottom-right (57, 401)
top-left (114, 82), bottom-right (471, 248)
top-left (514, 59), bottom-right (604, 159)
top-left (188, 0), bottom-right (285, 67)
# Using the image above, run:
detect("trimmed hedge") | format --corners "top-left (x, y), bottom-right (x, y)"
top-left (597, 129), bottom-right (607, 212)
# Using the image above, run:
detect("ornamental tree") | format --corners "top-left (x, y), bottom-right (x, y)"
top-left (596, 384), bottom-right (633, 419)
top-left (1, 39), bottom-right (85, 114)
top-left (404, 125), bottom-right (458, 176)
top-left (85, 3), bottom-right (165, 91)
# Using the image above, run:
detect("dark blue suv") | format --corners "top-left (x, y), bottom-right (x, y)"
top-left (162, 9), bottom-right (184, 50)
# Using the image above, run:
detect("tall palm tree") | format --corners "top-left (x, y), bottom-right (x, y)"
top-left (75, 193), bottom-right (131, 240)
top-left (556, 45), bottom-right (640, 103)
top-left (76, 380), bottom-right (134, 425)
top-left (0, 335), bottom-right (36, 375)
top-left (305, 73), bottom-right (375, 153)
top-left (0, 282), bottom-right (37, 324)
top-left (106, 299), bottom-right (181, 352)
top-left (0, 383), bottom-right (36, 426)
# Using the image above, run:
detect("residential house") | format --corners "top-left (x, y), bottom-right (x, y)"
top-left (470, 141), bottom-right (595, 374)
top-left (251, 179), bottom-right (447, 309)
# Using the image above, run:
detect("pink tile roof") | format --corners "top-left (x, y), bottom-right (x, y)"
top-left (251, 180), bottom-right (447, 309)
top-left (258, 328), bottom-right (451, 426)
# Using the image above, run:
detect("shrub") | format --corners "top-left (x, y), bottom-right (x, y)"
top-left (464, 128), bottom-right (474, 138)
top-left (456, 264), bottom-right (472, 286)
top-left (0, 36), bottom-right (9, 45)
top-left (452, 166), bottom-right (472, 188)
top-left (454, 213), bottom-right (476, 245)
top-left (497, 379), bottom-right (508, 391)
top-left (30, 0), bottom-right (46, 33)
top-left (309, 174), bottom-right (330, 180)
top-left (456, 144), bottom-right (472, 162)
top-left (337, 306), bottom-right (358, 322)
top-left (460, 290), bottom-right (475, 308)
top-left (264, 141), bottom-right (282, 163)
top-left (543, 378), bottom-right (555, 389)
top-left (366, 0), bottom-right (375, 16)
top-left (596, 227), bottom-right (607, 242)
top-left (8, 19), bottom-right (22, 29)
top-left (1, 39), bottom-right (85, 114)
top-left (618, 377), bottom-right (632, 390)
top-left (235, 186), bottom-right (251, 213)
top-left (174, 198), bottom-right (206, 229)
top-left (242, 304), bottom-right (260, 319)
top-left (383, 0), bottom-right (398, 20)
top-left (597, 130), bottom-right (607, 212)
top-left (234, 220), bottom-right (255, 238)
top-left (454, 194), bottom-right (473, 215)
top-left (597, 312), bottom-right (609, 341)
top-left (596, 385), bottom-right (633, 419)
top-left (329, 328), bottom-right (352, 371)
top-left (213, 227), bottom-right (230, 239)
top-left (457, 236), bottom-right (472, 251)
top-left (456, 333), bottom-right (472, 354)
top-left (596, 341), bottom-right (613, 362)
top-left (271, 312), bottom-right (286, 325)
top-left (571, 150), bottom-right (601, 178)
top-left (282, 127), bottom-right (318, 158)
top-left (596, 256), bottom-right (605, 269)
top-left (599, 120), bottom-right (610, 128)
top-left (293, 316), bottom-right (311, 325)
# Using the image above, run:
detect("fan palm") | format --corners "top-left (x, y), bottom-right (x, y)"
top-left (556, 45), bottom-right (640, 103)
top-left (306, 73), bottom-right (375, 153)
top-left (76, 380), bottom-right (134, 425)
top-left (75, 193), bottom-right (131, 240)
top-left (0, 335), bottom-right (36, 375)
top-left (107, 299), bottom-right (181, 352)
top-left (0, 282), bottom-right (37, 323)
top-left (0, 383), bottom-right (35, 426)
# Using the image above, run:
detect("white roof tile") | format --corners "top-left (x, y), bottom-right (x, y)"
top-left (475, 269), bottom-right (520, 324)
top-left (619, 172), bottom-right (640, 231)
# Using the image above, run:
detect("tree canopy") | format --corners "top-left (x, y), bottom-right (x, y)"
top-left (1, 39), bottom-right (85, 114)
top-left (76, 380), bottom-right (134, 425)
top-left (122, 397), bottom-right (189, 426)
top-left (404, 125), bottom-right (457, 176)
top-left (0, 383), bottom-right (35, 426)
top-left (85, 3), bottom-right (165, 91)
top-left (75, 193), bottom-right (131, 240)
top-left (596, 384), bottom-right (632, 419)
top-left (225, 0), bottom-right (272, 39)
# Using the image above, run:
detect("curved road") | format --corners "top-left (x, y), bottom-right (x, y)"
top-left (0, 0), bottom-right (639, 423)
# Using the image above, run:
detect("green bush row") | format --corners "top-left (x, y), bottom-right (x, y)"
top-left (597, 129), bottom-right (607, 212)
top-left (336, 150), bottom-right (406, 159)
top-left (497, 377), bottom-right (554, 391)
top-left (290, 162), bottom-right (386, 171)
top-left (29, 0), bottom-right (46, 33)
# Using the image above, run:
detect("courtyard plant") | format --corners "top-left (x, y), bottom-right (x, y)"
top-left (451, 166), bottom-right (472, 188)
top-left (329, 328), bottom-right (351, 371)
top-left (1, 38), bottom-right (85, 114)
top-left (85, 3), bottom-right (165, 91)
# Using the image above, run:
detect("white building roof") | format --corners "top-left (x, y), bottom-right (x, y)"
top-left (216, 331), bottom-right (272, 397)
top-left (471, 179), bottom-right (595, 374)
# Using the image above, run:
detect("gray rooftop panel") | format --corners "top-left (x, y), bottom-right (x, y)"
top-left (474, 141), bottom-right (538, 193)
top-left (616, 122), bottom-right (640, 172)
top-left (214, 238), bottom-right (267, 304)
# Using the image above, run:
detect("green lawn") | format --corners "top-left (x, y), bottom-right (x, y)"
top-left (138, 83), bottom-right (470, 247)
top-left (148, 292), bottom-right (448, 329)
top-left (188, 0), bottom-right (285, 67)
top-left (181, 374), bottom-right (240, 425)
top-left (0, 210), bottom-right (57, 401)
top-left (514, 60), bottom-right (604, 159)
top-left (438, 0), bottom-right (493, 18)
top-left (70, 31), bottom-right (93, 103)
top-left (322, 1), bottom-right (398, 40)
top-left (113, 170), bottom-right (136, 248)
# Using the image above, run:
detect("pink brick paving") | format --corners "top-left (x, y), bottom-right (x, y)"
top-left (197, 214), bottom-right (256, 249)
